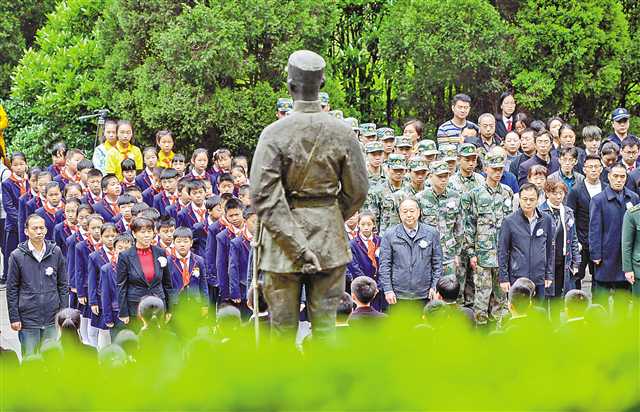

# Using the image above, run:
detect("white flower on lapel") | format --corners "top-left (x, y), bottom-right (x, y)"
top-left (45, 267), bottom-right (54, 276)
top-left (418, 240), bottom-right (428, 249)
top-left (158, 256), bottom-right (168, 268)
top-left (536, 228), bottom-right (544, 237)
top-left (193, 267), bottom-right (200, 278)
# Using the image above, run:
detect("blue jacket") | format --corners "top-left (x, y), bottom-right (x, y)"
top-left (517, 154), bottom-right (560, 186)
top-left (18, 194), bottom-right (39, 242)
top-left (2, 179), bottom-right (28, 231)
top-left (205, 220), bottom-right (226, 286)
top-left (176, 204), bottom-right (207, 254)
top-left (216, 228), bottom-right (236, 300)
top-left (75, 239), bottom-right (99, 299)
top-left (65, 233), bottom-right (79, 292)
top-left (229, 236), bottom-right (250, 301)
top-left (379, 223), bottom-right (443, 299)
top-left (100, 262), bottom-right (119, 325)
top-left (88, 248), bottom-right (110, 306)
top-left (498, 208), bottom-right (555, 287)
top-left (34, 207), bottom-right (63, 241)
top-left (347, 235), bottom-right (381, 284)
top-left (135, 169), bottom-right (153, 192)
top-left (589, 186), bottom-right (640, 282)
top-left (168, 253), bottom-right (208, 303)
top-left (539, 202), bottom-right (582, 296)
top-left (93, 199), bottom-right (119, 223)
top-left (153, 191), bottom-right (174, 217)
top-left (142, 186), bottom-right (159, 207)
top-left (53, 221), bottom-right (73, 257)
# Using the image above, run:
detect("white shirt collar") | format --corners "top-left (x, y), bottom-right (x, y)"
top-left (28, 240), bottom-right (46, 262)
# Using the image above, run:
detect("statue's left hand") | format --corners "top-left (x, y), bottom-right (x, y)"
top-left (301, 249), bottom-right (321, 274)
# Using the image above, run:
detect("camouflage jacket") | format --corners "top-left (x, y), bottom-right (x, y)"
top-left (362, 180), bottom-right (404, 235)
top-left (462, 182), bottom-right (514, 268)
top-left (367, 167), bottom-right (387, 188)
top-left (449, 172), bottom-right (485, 194)
top-left (415, 187), bottom-right (464, 262)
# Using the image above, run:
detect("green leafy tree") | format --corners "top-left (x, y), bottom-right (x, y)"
top-left (379, 0), bottom-right (511, 135)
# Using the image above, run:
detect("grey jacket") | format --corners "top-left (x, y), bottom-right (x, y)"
top-left (6, 241), bottom-right (68, 328)
top-left (379, 223), bottom-right (443, 299)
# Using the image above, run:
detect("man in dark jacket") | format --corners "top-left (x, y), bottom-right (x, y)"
top-left (589, 163), bottom-right (640, 303)
top-left (6, 214), bottom-right (68, 356)
top-left (517, 130), bottom-right (560, 186)
top-left (499, 183), bottom-right (555, 298)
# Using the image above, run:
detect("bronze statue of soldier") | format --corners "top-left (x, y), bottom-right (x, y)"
top-left (250, 50), bottom-right (368, 340)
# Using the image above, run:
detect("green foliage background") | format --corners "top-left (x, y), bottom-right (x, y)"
top-left (0, 0), bottom-right (638, 165)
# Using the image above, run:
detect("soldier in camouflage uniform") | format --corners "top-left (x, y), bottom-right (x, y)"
top-left (395, 136), bottom-right (413, 162)
top-left (362, 154), bottom-right (407, 235)
top-left (415, 161), bottom-right (464, 278)
top-left (380, 130), bottom-right (396, 162)
top-left (450, 143), bottom-right (486, 306)
top-left (462, 153), bottom-right (514, 325)
top-left (439, 143), bottom-right (458, 174)
top-left (385, 156), bottom-right (430, 234)
top-left (416, 139), bottom-right (439, 165)
top-left (365, 141), bottom-right (387, 187)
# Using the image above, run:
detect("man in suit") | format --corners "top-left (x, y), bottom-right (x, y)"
top-left (116, 216), bottom-right (173, 327)
top-left (250, 50), bottom-right (367, 340)
top-left (566, 155), bottom-right (604, 288)
top-left (589, 163), bottom-right (639, 304)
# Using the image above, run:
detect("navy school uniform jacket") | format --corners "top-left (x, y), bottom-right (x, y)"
top-left (75, 239), bottom-right (100, 300)
top-left (65, 233), bottom-right (80, 291)
top-left (205, 220), bottom-right (225, 287)
top-left (88, 248), bottom-right (110, 307)
top-left (348, 235), bottom-right (381, 284)
top-left (168, 253), bottom-right (208, 302)
top-left (142, 186), bottom-right (160, 207)
top-left (18, 193), bottom-right (39, 242)
top-left (100, 261), bottom-right (119, 325)
top-left (93, 199), bottom-right (119, 223)
top-left (114, 216), bottom-right (132, 234)
top-left (135, 169), bottom-right (153, 192)
top-left (53, 173), bottom-right (70, 192)
top-left (216, 228), bottom-right (236, 300)
top-left (2, 178), bottom-right (29, 232)
top-left (229, 235), bottom-right (251, 301)
top-left (177, 204), bottom-right (207, 252)
top-left (53, 221), bottom-right (73, 257)
top-left (34, 207), bottom-right (64, 241)
top-left (6, 241), bottom-right (68, 328)
top-left (153, 191), bottom-right (175, 216)
top-left (47, 164), bottom-right (61, 178)
top-left (165, 202), bottom-right (185, 221)
top-left (589, 186), bottom-right (640, 282)
top-left (116, 246), bottom-right (173, 317)
top-left (81, 192), bottom-right (101, 208)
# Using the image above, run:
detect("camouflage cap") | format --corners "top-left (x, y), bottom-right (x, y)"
top-left (417, 139), bottom-right (439, 156)
top-left (386, 153), bottom-right (407, 170)
top-left (376, 127), bottom-right (395, 141)
top-left (485, 153), bottom-right (506, 168)
top-left (439, 143), bottom-right (457, 162)
top-left (365, 141), bottom-right (385, 154)
top-left (360, 123), bottom-right (377, 137)
top-left (329, 110), bottom-right (344, 119)
top-left (344, 117), bottom-right (359, 131)
top-left (408, 156), bottom-right (429, 171)
top-left (457, 143), bottom-right (478, 157)
top-left (277, 98), bottom-right (293, 112)
top-left (395, 136), bottom-right (413, 148)
top-left (429, 160), bottom-right (450, 175)
top-left (319, 92), bottom-right (330, 106)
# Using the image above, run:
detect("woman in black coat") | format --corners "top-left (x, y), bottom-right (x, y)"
top-left (116, 217), bottom-right (173, 327)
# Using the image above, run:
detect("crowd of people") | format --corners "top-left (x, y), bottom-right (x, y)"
top-left (0, 90), bottom-right (638, 361)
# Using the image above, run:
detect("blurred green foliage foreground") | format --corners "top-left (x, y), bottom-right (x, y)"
top-left (2, 300), bottom-right (639, 411)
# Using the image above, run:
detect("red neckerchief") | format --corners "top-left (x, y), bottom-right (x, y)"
top-left (86, 236), bottom-right (101, 253)
top-left (9, 173), bottom-right (27, 196)
top-left (122, 179), bottom-right (136, 188)
top-left (43, 201), bottom-right (63, 221)
top-left (63, 220), bottom-right (77, 236)
top-left (190, 169), bottom-right (208, 180)
top-left (164, 190), bottom-right (178, 206)
top-left (104, 197), bottom-right (119, 216)
top-left (103, 246), bottom-right (116, 266)
top-left (192, 203), bottom-right (206, 223)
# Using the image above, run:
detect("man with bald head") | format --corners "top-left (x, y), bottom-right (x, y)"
top-left (378, 198), bottom-right (443, 315)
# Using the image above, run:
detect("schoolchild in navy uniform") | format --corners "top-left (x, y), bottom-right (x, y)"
top-left (165, 176), bottom-right (191, 220)
top-left (347, 212), bottom-right (387, 312)
top-left (135, 147), bottom-right (158, 192)
top-left (101, 233), bottom-right (133, 339)
top-left (176, 179), bottom-right (208, 253)
top-left (124, 185), bottom-right (143, 205)
top-left (93, 174), bottom-right (122, 223)
top-left (2, 152), bottom-right (29, 283)
top-left (141, 167), bottom-right (163, 207)
top-left (18, 169), bottom-right (48, 243)
top-left (204, 194), bottom-right (228, 306)
top-left (209, 148), bottom-right (232, 194)
top-left (87, 222), bottom-right (118, 349)
top-left (120, 158), bottom-right (138, 191)
top-left (65, 203), bottom-right (93, 310)
top-left (48, 141), bottom-right (67, 177)
top-left (216, 198), bottom-right (245, 304)
top-left (156, 216), bottom-right (176, 253)
top-left (54, 148), bottom-right (84, 192)
top-left (216, 173), bottom-right (237, 197)
top-left (77, 159), bottom-right (94, 194)
top-left (53, 198), bottom-right (80, 256)
top-left (229, 207), bottom-right (256, 320)
top-left (63, 182), bottom-right (83, 202)
top-left (172, 153), bottom-right (187, 178)
top-left (153, 168), bottom-right (179, 215)
top-left (186, 148), bottom-right (210, 181)
top-left (34, 182), bottom-right (64, 241)
top-left (82, 168), bottom-right (103, 206)
top-left (75, 213), bottom-right (104, 347)
top-left (114, 194), bottom-right (136, 234)
top-left (168, 227), bottom-right (209, 310)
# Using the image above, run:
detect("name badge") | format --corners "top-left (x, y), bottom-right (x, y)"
top-left (626, 202), bottom-right (634, 210)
